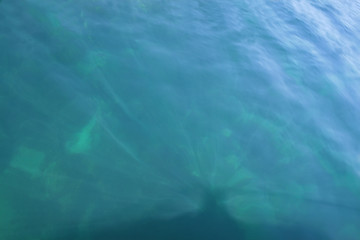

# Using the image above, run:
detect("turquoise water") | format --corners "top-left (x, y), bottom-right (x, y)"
top-left (1, 0), bottom-right (360, 239)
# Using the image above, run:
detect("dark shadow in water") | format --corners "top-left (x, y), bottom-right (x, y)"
top-left (56, 190), bottom-right (331, 240)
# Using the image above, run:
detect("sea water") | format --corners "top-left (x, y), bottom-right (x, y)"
top-left (0, 0), bottom-right (360, 239)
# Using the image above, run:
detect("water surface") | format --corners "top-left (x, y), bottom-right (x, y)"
top-left (1, 0), bottom-right (360, 239)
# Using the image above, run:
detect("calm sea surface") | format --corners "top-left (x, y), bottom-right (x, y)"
top-left (1, 0), bottom-right (360, 239)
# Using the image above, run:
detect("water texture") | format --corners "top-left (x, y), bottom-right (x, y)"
top-left (1, 0), bottom-right (360, 239)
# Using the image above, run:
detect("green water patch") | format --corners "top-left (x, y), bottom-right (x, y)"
top-left (66, 114), bottom-right (98, 154)
top-left (222, 128), bottom-right (233, 137)
top-left (10, 146), bottom-right (45, 178)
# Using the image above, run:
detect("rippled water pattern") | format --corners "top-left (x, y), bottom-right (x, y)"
top-left (1, 0), bottom-right (360, 239)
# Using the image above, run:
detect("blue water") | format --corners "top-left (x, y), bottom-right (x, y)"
top-left (1, 0), bottom-right (360, 239)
